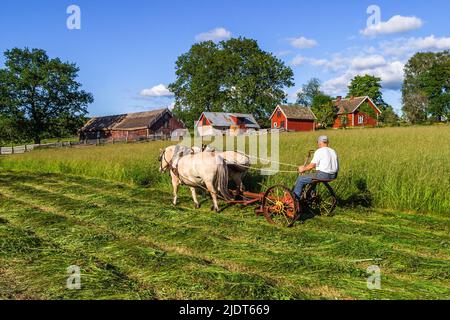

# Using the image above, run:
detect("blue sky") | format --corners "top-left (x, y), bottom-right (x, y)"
top-left (1, 0), bottom-right (449, 116)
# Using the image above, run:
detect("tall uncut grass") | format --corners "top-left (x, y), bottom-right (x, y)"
top-left (1, 126), bottom-right (449, 213)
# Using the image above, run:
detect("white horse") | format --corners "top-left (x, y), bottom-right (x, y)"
top-left (166, 145), bottom-right (251, 193)
top-left (199, 145), bottom-right (251, 193)
top-left (217, 151), bottom-right (250, 193)
top-left (159, 146), bottom-right (232, 212)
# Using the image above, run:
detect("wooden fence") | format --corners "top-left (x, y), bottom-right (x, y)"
top-left (0, 133), bottom-right (173, 156)
top-left (0, 130), bottom-right (280, 156)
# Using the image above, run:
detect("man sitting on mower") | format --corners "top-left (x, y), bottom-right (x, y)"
top-left (294, 136), bottom-right (339, 201)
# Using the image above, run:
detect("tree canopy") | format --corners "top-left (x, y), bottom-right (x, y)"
top-left (296, 78), bottom-right (321, 107)
top-left (169, 38), bottom-right (294, 127)
top-left (0, 48), bottom-right (93, 144)
top-left (294, 78), bottom-right (336, 128)
top-left (402, 51), bottom-right (450, 123)
top-left (311, 93), bottom-right (337, 128)
top-left (347, 74), bottom-right (387, 108)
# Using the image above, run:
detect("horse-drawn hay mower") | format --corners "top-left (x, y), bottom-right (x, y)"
top-left (226, 150), bottom-right (338, 228)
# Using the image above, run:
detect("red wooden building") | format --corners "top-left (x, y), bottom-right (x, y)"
top-left (79, 108), bottom-right (185, 141)
top-left (332, 96), bottom-right (382, 128)
top-left (196, 112), bottom-right (260, 136)
top-left (270, 105), bottom-right (317, 132)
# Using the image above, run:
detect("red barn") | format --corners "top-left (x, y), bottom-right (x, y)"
top-left (332, 96), bottom-right (382, 128)
top-left (196, 112), bottom-right (260, 136)
top-left (270, 105), bottom-right (317, 132)
top-left (80, 108), bottom-right (185, 141)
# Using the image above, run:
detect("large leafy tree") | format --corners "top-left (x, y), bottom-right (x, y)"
top-left (348, 74), bottom-right (387, 108)
top-left (169, 38), bottom-right (294, 127)
top-left (296, 78), bottom-right (321, 107)
top-left (402, 51), bottom-right (450, 123)
top-left (295, 78), bottom-right (336, 128)
top-left (311, 93), bottom-right (337, 128)
top-left (0, 48), bottom-right (93, 144)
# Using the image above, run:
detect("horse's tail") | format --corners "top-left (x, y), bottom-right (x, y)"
top-left (216, 156), bottom-right (233, 201)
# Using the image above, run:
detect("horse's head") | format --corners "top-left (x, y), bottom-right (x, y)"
top-left (159, 147), bottom-right (173, 173)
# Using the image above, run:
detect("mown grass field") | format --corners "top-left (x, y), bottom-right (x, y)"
top-left (0, 126), bottom-right (449, 300)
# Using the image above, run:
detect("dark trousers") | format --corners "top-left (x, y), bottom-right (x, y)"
top-left (293, 171), bottom-right (337, 199)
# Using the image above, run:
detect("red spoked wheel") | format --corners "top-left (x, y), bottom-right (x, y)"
top-left (262, 185), bottom-right (299, 227)
top-left (305, 182), bottom-right (338, 217)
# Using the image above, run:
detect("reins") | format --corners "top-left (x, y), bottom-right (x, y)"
top-left (159, 147), bottom-right (316, 200)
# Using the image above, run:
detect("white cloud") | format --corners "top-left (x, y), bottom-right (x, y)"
top-left (140, 84), bottom-right (174, 97)
top-left (350, 55), bottom-right (386, 70)
top-left (288, 36), bottom-right (318, 49)
top-left (307, 55), bottom-right (349, 72)
top-left (308, 58), bottom-right (328, 67)
top-left (361, 15), bottom-right (423, 37)
top-left (321, 60), bottom-right (405, 95)
top-left (195, 27), bottom-right (232, 42)
top-left (276, 50), bottom-right (292, 57)
top-left (381, 35), bottom-right (450, 56)
top-left (376, 61), bottom-right (405, 90)
top-left (291, 55), bottom-right (306, 67)
top-left (322, 74), bottom-right (352, 96)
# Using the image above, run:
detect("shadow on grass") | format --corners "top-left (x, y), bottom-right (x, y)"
top-left (339, 178), bottom-right (373, 209)
top-left (242, 171), bottom-right (267, 193)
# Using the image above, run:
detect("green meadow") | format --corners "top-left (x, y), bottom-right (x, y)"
top-left (0, 125), bottom-right (449, 299)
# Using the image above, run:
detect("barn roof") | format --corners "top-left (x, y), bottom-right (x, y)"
top-left (80, 109), bottom-right (172, 132)
top-left (274, 105), bottom-right (317, 121)
top-left (81, 114), bottom-right (126, 132)
top-left (113, 109), bottom-right (168, 131)
top-left (333, 96), bottom-right (381, 115)
top-left (201, 112), bottom-right (260, 129)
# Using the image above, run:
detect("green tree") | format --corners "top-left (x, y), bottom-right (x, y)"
top-left (296, 78), bottom-right (321, 107)
top-left (419, 53), bottom-right (450, 120)
top-left (169, 38), bottom-right (294, 127)
top-left (0, 116), bottom-right (16, 145)
top-left (402, 92), bottom-right (429, 124)
top-left (348, 74), bottom-right (387, 108)
top-left (311, 93), bottom-right (336, 128)
top-left (340, 115), bottom-right (348, 129)
top-left (379, 105), bottom-right (399, 126)
top-left (0, 48), bottom-right (93, 144)
top-left (402, 51), bottom-right (450, 123)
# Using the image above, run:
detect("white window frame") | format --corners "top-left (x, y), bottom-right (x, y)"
top-left (358, 115), bottom-right (364, 124)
